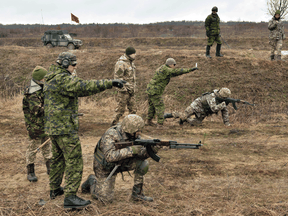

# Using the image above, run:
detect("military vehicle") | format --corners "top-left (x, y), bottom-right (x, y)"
top-left (41, 30), bottom-right (83, 50)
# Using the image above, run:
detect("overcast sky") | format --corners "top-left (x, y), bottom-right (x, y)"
top-left (1, 0), bottom-right (272, 25)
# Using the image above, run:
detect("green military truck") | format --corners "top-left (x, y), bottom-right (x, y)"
top-left (41, 30), bottom-right (83, 50)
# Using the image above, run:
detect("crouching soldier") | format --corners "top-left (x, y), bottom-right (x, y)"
top-left (165, 88), bottom-right (231, 126)
top-left (81, 114), bottom-right (159, 203)
top-left (23, 66), bottom-right (52, 182)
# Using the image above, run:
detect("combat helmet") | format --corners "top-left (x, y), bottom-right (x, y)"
top-left (217, 87), bottom-right (231, 98)
top-left (122, 114), bottom-right (145, 134)
top-left (212, 6), bottom-right (218, 12)
top-left (165, 58), bottom-right (176, 66)
top-left (56, 52), bottom-right (77, 68)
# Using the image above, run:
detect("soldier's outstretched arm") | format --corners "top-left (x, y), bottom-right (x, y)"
top-left (56, 74), bottom-right (113, 97)
top-left (168, 67), bottom-right (198, 77)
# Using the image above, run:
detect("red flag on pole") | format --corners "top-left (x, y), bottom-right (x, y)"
top-left (71, 13), bottom-right (79, 23)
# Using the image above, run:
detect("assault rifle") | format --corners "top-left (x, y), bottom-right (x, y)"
top-left (216, 97), bottom-right (255, 110)
top-left (115, 139), bottom-right (202, 162)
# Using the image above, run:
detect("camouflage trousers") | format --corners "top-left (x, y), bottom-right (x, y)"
top-left (147, 94), bottom-right (165, 124)
top-left (91, 158), bottom-right (149, 203)
top-left (114, 91), bottom-right (136, 122)
top-left (26, 136), bottom-right (52, 165)
top-left (269, 39), bottom-right (283, 55)
top-left (207, 35), bottom-right (222, 46)
top-left (49, 133), bottom-right (83, 197)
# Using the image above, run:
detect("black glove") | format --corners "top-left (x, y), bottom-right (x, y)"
top-left (206, 30), bottom-right (211, 37)
top-left (190, 67), bottom-right (198, 72)
top-left (112, 79), bottom-right (126, 88)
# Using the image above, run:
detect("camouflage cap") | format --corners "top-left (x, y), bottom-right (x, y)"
top-left (165, 58), bottom-right (176, 66)
top-left (32, 66), bottom-right (48, 81)
top-left (218, 87), bottom-right (231, 98)
top-left (212, 6), bottom-right (218, 12)
top-left (275, 10), bottom-right (281, 15)
top-left (121, 114), bottom-right (145, 134)
top-left (56, 52), bottom-right (77, 68)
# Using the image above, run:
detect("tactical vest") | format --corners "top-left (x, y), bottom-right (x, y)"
top-left (94, 126), bottom-right (125, 171)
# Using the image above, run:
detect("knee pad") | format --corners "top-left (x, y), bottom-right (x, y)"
top-left (135, 160), bottom-right (149, 175)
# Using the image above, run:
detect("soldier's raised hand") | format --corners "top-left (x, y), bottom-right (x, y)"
top-left (190, 67), bottom-right (199, 72)
top-left (112, 79), bottom-right (127, 88)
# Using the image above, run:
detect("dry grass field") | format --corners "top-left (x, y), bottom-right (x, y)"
top-left (0, 38), bottom-right (288, 215)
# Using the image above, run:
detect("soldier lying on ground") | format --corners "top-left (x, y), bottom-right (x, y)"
top-left (44, 51), bottom-right (126, 209)
top-left (145, 58), bottom-right (198, 129)
top-left (81, 114), bottom-right (160, 203)
top-left (164, 88), bottom-right (232, 126)
top-left (23, 66), bottom-right (52, 182)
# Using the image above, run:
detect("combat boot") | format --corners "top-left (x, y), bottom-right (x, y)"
top-left (46, 159), bottom-right (51, 175)
top-left (216, 44), bottom-right (224, 57)
top-left (270, 54), bottom-right (275, 61)
top-left (64, 195), bottom-right (91, 209)
top-left (163, 113), bottom-right (173, 119)
top-left (27, 164), bottom-right (37, 182)
top-left (146, 119), bottom-right (156, 126)
top-left (81, 174), bottom-right (96, 193)
top-left (206, 45), bottom-right (212, 58)
top-left (50, 187), bottom-right (64, 199)
top-left (132, 183), bottom-right (153, 202)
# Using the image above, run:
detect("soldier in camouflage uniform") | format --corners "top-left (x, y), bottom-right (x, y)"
top-left (165, 88), bottom-right (231, 126)
top-left (23, 66), bottom-right (52, 182)
top-left (111, 47), bottom-right (137, 126)
top-left (44, 52), bottom-right (125, 209)
top-left (81, 115), bottom-right (157, 203)
top-left (145, 58), bottom-right (198, 128)
top-left (205, 6), bottom-right (223, 58)
top-left (268, 10), bottom-right (286, 61)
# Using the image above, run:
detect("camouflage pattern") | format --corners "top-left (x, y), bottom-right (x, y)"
top-left (268, 16), bottom-right (285, 55)
top-left (49, 133), bottom-right (83, 197)
top-left (173, 90), bottom-right (230, 125)
top-left (92, 123), bottom-right (150, 203)
top-left (218, 87), bottom-right (231, 98)
top-left (122, 114), bottom-right (145, 134)
top-left (44, 64), bottom-right (113, 135)
top-left (147, 94), bottom-right (165, 124)
top-left (205, 13), bottom-right (220, 36)
top-left (56, 52), bottom-right (77, 68)
top-left (23, 80), bottom-right (47, 139)
top-left (205, 13), bottom-right (222, 46)
top-left (44, 63), bottom-right (113, 198)
top-left (114, 54), bottom-right (136, 93)
top-left (146, 64), bottom-right (192, 96)
top-left (146, 64), bottom-right (192, 124)
top-left (26, 137), bottom-right (52, 165)
top-left (114, 92), bottom-right (136, 123)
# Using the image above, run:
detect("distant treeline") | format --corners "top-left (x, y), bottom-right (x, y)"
top-left (0, 21), bottom-right (283, 38)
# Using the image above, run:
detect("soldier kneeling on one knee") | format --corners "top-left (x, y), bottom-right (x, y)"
top-left (81, 114), bottom-right (160, 203)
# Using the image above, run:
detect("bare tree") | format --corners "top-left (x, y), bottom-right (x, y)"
top-left (267, 0), bottom-right (288, 18)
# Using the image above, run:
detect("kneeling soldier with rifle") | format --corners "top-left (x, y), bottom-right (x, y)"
top-left (81, 114), bottom-right (201, 203)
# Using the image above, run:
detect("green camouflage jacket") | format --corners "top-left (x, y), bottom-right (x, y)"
top-left (205, 13), bottom-right (220, 35)
top-left (146, 65), bottom-right (192, 96)
top-left (268, 17), bottom-right (286, 40)
top-left (44, 64), bottom-right (113, 135)
top-left (114, 54), bottom-right (136, 94)
top-left (23, 79), bottom-right (47, 139)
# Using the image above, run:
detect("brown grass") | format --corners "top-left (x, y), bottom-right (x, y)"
top-left (0, 39), bottom-right (288, 215)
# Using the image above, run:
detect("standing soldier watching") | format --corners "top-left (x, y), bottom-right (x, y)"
top-left (111, 47), bottom-right (137, 126)
top-left (268, 10), bottom-right (285, 61)
top-left (145, 58), bottom-right (198, 128)
top-left (23, 66), bottom-right (52, 182)
top-left (205, 6), bottom-right (223, 58)
top-left (44, 52), bottom-right (125, 209)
